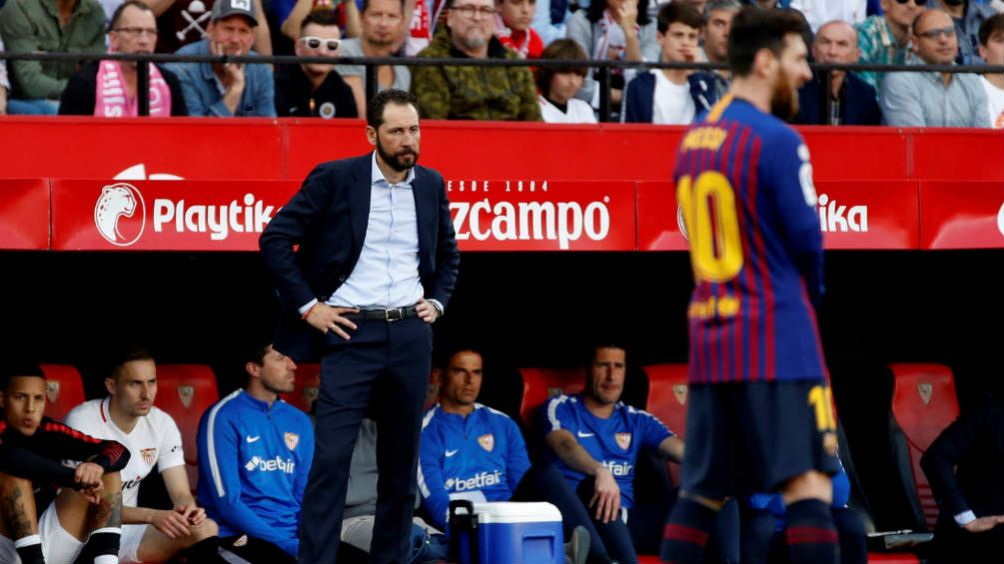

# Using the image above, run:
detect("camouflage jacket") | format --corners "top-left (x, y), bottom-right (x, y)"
top-left (412, 28), bottom-right (541, 122)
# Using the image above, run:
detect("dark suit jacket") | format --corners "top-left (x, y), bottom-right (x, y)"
top-left (259, 154), bottom-right (460, 361)
top-left (795, 72), bottom-right (882, 126)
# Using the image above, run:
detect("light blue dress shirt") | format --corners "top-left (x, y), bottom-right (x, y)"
top-left (879, 70), bottom-right (991, 127)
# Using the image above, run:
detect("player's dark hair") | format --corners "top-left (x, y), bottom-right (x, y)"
top-left (243, 341), bottom-right (272, 367)
top-left (584, 340), bottom-right (627, 366)
top-left (727, 6), bottom-right (808, 77)
top-left (980, 12), bottom-right (1004, 46)
top-left (658, 2), bottom-right (704, 35)
top-left (367, 89), bottom-right (419, 129)
top-left (300, 8), bottom-right (341, 32)
top-left (0, 362), bottom-right (45, 391)
top-left (109, 345), bottom-right (155, 381)
top-left (435, 343), bottom-right (483, 372)
top-left (536, 39), bottom-right (589, 97)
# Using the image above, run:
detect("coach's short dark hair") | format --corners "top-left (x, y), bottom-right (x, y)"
top-left (0, 362), bottom-right (45, 391)
top-left (536, 39), bottom-right (588, 97)
top-left (367, 89), bottom-right (419, 129)
top-left (300, 8), bottom-right (341, 32)
top-left (980, 13), bottom-right (1004, 46)
top-left (658, 2), bottom-right (704, 35)
top-left (727, 6), bottom-right (808, 77)
top-left (109, 0), bottom-right (154, 32)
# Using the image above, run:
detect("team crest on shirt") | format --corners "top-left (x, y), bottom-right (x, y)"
top-left (672, 384), bottom-right (688, 406)
top-left (141, 448), bottom-right (157, 466)
top-left (285, 432), bottom-right (300, 451)
top-left (178, 386), bottom-right (194, 408)
top-left (45, 381), bottom-right (60, 403)
top-left (917, 383), bottom-right (933, 406)
top-left (615, 433), bottom-right (632, 450)
top-left (478, 434), bottom-right (495, 452)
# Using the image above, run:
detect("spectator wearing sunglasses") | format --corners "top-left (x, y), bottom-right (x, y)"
top-left (60, 1), bottom-right (189, 116)
top-left (927, 0), bottom-right (997, 64)
top-left (275, 10), bottom-right (358, 117)
top-left (880, 9), bottom-right (991, 125)
top-left (855, 0), bottom-right (925, 90)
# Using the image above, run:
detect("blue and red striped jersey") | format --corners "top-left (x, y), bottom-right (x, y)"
top-left (675, 94), bottom-right (826, 384)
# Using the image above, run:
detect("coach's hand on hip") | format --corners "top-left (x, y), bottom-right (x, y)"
top-left (305, 303), bottom-right (360, 339)
top-left (415, 298), bottom-right (440, 323)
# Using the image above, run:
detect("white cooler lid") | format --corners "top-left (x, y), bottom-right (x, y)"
top-left (470, 502), bottom-right (562, 524)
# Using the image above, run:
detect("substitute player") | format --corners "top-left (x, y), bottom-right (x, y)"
top-left (65, 348), bottom-right (224, 563)
top-left (660, 7), bottom-right (853, 564)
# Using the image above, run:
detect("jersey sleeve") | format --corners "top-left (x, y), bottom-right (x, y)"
top-left (293, 414), bottom-right (314, 508)
top-left (417, 415), bottom-right (451, 531)
top-left (764, 128), bottom-right (824, 305)
top-left (543, 395), bottom-right (576, 435)
top-left (503, 416), bottom-right (530, 490)
top-left (39, 420), bottom-right (130, 473)
top-left (636, 409), bottom-right (673, 450)
top-left (157, 411), bottom-right (186, 472)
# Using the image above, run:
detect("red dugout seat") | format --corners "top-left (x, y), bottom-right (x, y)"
top-left (641, 363), bottom-right (689, 485)
top-left (285, 363), bottom-right (321, 414)
top-left (518, 367), bottom-right (584, 428)
top-left (39, 364), bottom-right (86, 423)
top-left (887, 363), bottom-right (959, 531)
top-left (155, 364), bottom-right (219, 488)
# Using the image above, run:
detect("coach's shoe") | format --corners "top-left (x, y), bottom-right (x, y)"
top-left (563, 525), bottom-right (590, 564)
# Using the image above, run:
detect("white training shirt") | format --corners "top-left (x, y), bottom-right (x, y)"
top-left (539, 96), bottom-right (598, 124)
top-left (981, 76), bottom-right (1004, 129)
top-left (65, 398), bottom-right (185, 508)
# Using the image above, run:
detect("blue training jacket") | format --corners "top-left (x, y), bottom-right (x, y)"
top-left (543, 394), bottom-right (673, 509)
top-left (196, 390), bottom-right (314, 556)
top-left (418, 403), bottom-right (531, 531)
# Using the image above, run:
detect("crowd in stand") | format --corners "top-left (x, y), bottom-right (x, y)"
top-left (2, 0), bottom-right (1004, 125)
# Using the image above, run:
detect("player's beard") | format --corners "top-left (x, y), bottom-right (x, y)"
top-left (376, 134), bottom-right (419, 172)
top-left (770, 65), bottom-right (799, 122)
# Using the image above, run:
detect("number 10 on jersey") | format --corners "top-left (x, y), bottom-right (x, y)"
top-left (677, 172), bottom-right (744, 283)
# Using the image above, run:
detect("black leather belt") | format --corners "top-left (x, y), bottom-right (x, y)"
top-left (344, 306), bottom-right (419, 321)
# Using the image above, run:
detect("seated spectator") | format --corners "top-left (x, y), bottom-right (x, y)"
top-left (880, 9), bottom-right (990, 126)
top-left (789, 0), bottom-right (867, 32)
top-left (497, 0), bottom-right (545, 58)
top-left (855, 0), bottom-right (923, 91)
top-left (979, 12), bottom-right (1004, 127)
top-left (567, 0), bottom-right (659, 110)
top-left (702, 0), bottom-right (741, 99)
top-left (537, 39), bottom-right (598, 122)
top-left (275, 10), bottom-right (358, 117)
top-left (0, 363), bottom-right (130, 564)
top-left (795, 20), bottom-right (881, 125)
top-left (59, 2), bottom-right (188, 116)
top-left (412, 0), bottom-right (541, 120)
top-left (742, 464), bottom-right (867, 564)
top-left (196, 343), bottom-right (314, 563)
top-left (335, 0), bottom-right (411, 116)
top-left (929, 0), bottom-right (996, 64)
top-left (65, 346), bottom-right (224, 563)
top-left (419, 347), bottom-right (591, 564)
top-left (0, 0), bottom-right (105, 114)
top-left (280, 0), bottom-right (362, 43)
top-left (156, 0), bottom-right (272, 56)
top-left (624, 2), bottom-right (721, 124)
top-left (166, 0), bottom-right (276, 116)
top-left (341, 418), bottom-right (450, 562)
top-left (542, 343), bottom-right (738, 563)
top-left (921, 388), bottom-right (1004, 563)
top-left (0, 37), bottom-right (8, 114)
top-left (530, 0), bottom-right (567, 46)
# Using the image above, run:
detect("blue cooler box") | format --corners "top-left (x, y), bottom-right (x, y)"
top-left (451, 501), bottom-right (563, 564)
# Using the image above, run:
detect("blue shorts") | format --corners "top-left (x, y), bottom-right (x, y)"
top-left (680, 380), bottom-right (841, 499)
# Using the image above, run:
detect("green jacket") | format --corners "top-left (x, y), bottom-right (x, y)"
top-left (0, 0), bottom-right (105, 100)
top-left (412, 27), bottom-right (540, 122)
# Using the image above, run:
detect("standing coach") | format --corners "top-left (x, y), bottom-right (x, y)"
top-left (260, 88), bottom-right (460, 563)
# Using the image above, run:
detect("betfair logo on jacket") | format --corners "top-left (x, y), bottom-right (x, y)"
top-left (244, 455), bottom-right (296, 474)
top-left (602, 460), bottom-right (633, 477)
top-left (444, 470), bottom-right (502, 492)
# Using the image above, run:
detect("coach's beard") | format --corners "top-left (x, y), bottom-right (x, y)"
top-left (770, 67), bottom-right (799, 122)
top-left (377, 137), bottom-right (419, 172)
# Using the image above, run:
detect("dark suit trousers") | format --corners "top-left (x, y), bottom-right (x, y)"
top-left (298, 316), bottom-right (433, 564)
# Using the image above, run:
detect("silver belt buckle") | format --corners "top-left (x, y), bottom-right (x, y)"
top-left (385, 307), bottom-right (403, 322)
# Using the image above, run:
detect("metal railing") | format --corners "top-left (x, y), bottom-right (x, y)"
top-left (1, 50), bottom-right (999, 122)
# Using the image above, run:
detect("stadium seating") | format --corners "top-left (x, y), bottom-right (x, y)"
top-left (39, 364), bottom-right (87, 423)
top-left (517, 367), bottom-right (585, 428)
top-left (154, 364), bottom-right (220, 488)
top-left (285, 362), bottom-right (321, 414)
top-left (641, 363), bottom-right (689, 485)
top-left (886, 363), bottom-right (959, 531)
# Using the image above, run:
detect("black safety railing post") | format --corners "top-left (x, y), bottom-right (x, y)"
top-left (597, 64), bottom-right (611, 123)
top-left (137, 57), bottom-right (150, 117)
top-left (365, 63), bottom-right (377, 106)
top-left (821, 68), bottom-right (832, 126)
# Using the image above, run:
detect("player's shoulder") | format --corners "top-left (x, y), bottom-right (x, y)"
top-left (205, 390), bottom-right (245, 423)
top-left (145, 405), bottom-right (180, 429)
top-left (622, 403), bottom-right (668, 425)
top-left (274, 400), bottom-right (312, 428)
top-left (475, 403), bottom-right (518, 427)
top-left (65, 397), bottom-right (104, 424)
top-left (544, 393), bottom-right (578, 411)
